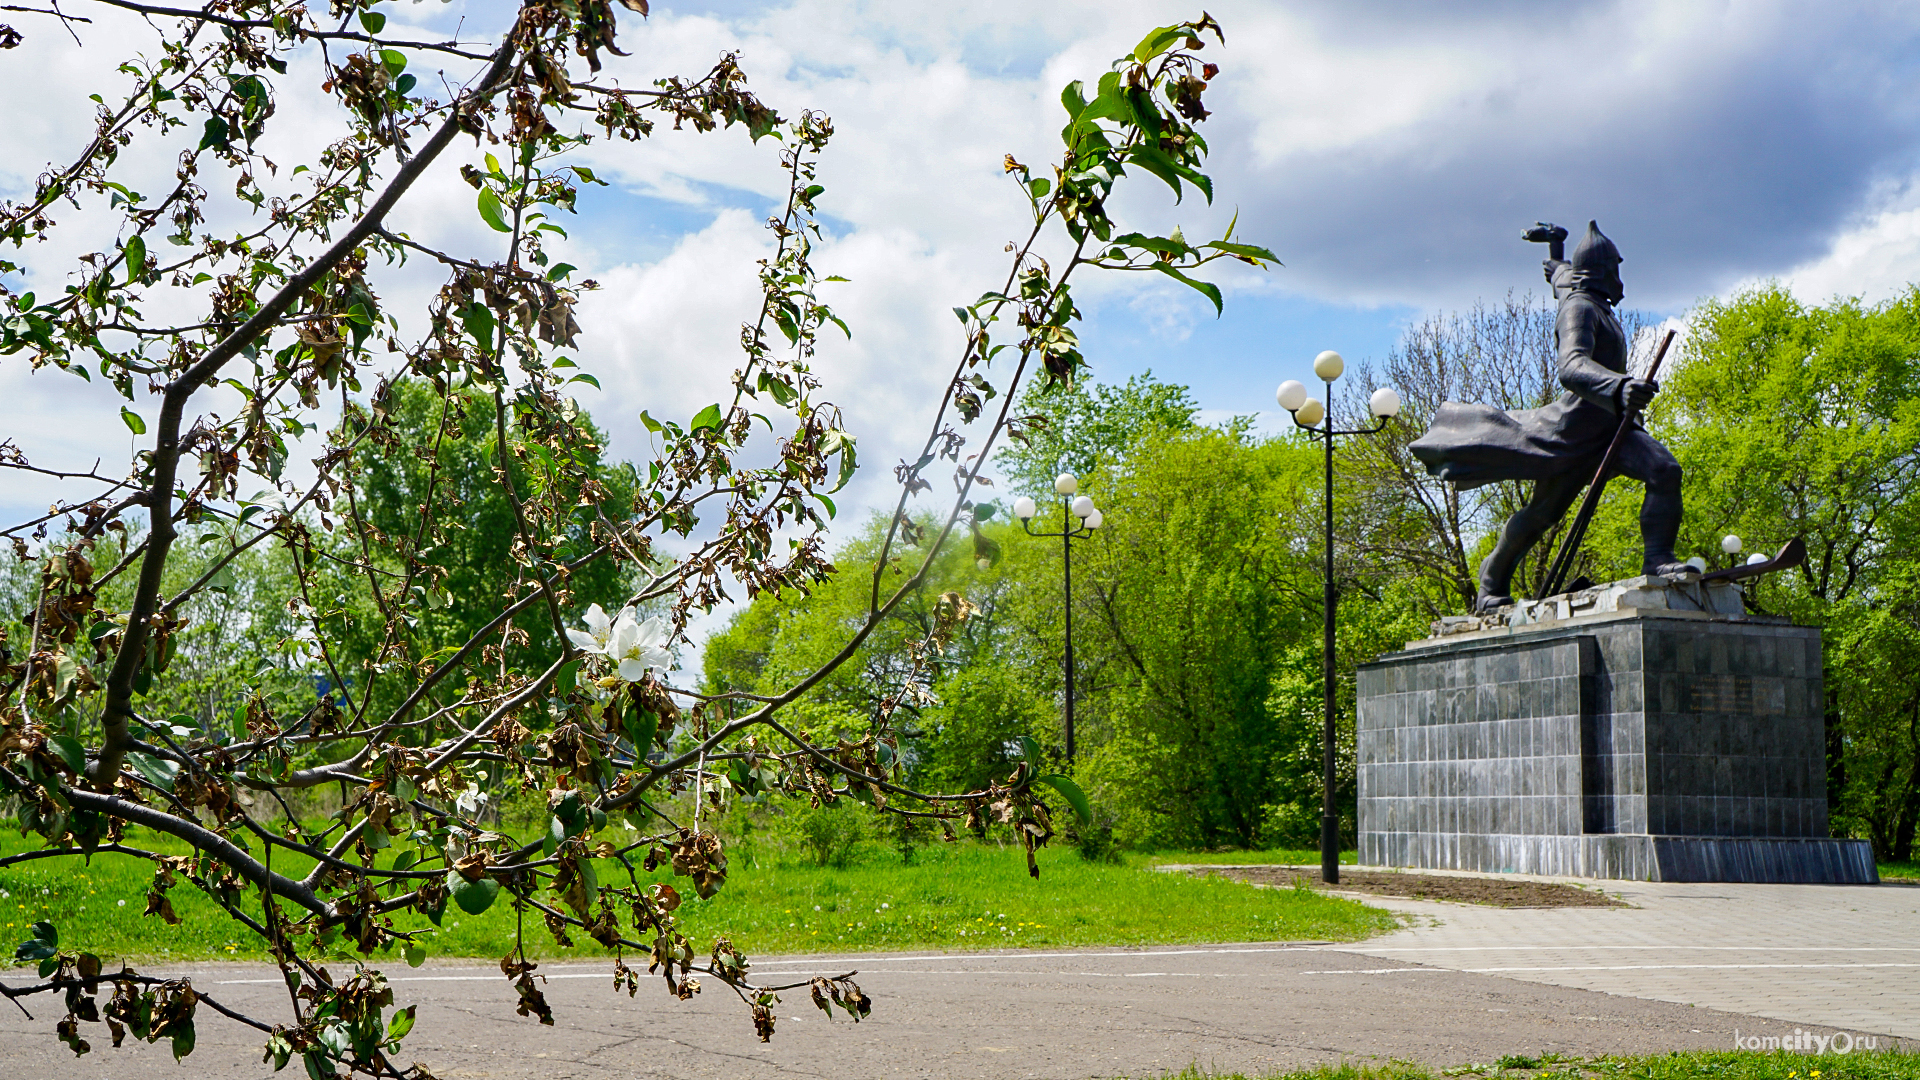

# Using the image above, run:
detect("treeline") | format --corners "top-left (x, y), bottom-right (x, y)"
top-left (705, 285), bottom-right (1920, 859)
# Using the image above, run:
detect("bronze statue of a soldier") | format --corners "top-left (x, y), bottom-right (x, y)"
top-left (1409, 221), bottom-right (1686, 614)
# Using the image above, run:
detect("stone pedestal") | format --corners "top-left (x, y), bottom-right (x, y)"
top-left (1354, 580), bottom-right (1877, 883)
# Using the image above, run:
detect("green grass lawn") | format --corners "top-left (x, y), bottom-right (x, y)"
top-left (0, 829), bottom-right (1397, 968)
top-left (1879, 860), bottom-right (1918, 880)
top-left (1177, 1049), bottom-right (1920, 1080)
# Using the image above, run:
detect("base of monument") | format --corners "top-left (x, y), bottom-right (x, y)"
top-left (1359, 833), bottom-right (1878, 884)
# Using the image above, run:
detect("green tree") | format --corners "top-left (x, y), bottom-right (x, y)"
top-left (1067, 427), bottom-right (1320, 848)
top-left (0, 11), bottom-right (1274, 1068)
top-left (999, 372), bottom-right (1202, 497)
top-left (1625, 285), bottom-right (1920, 850)
top-left (339, 377), bottom-right (636, 720)
top-left (702, 512), bottom-right (1048, 791)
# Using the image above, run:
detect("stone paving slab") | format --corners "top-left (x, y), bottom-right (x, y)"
top-left (1313, 868), bottom-right (1920, 1040)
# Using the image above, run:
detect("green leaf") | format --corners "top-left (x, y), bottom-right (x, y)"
top-left (1127, 141), bottom-right (1202, 203)
top-left (395, 73), bottom-right (416, 96)
top-left (389, 1004), bottom-right (417, 1040)
top-left (265, 1031), bottom-right (294, 1071)
top-left (1124, 86), bottom-right (1163, 137)
top-left (821, 429), bottom-right (858, 493)
top-left (1111, 232), bottom-right (1189, 257)
top-left (15, 920), bottom-right (57, 962)
top-left (401, 946), bottom-right (426, 971)
top-left (1028, 177), bottom-right (1051, 200)
top-left (1015, 735), bottom-right (1042, 764)
top-left (567, 373), bottom-right (601, 390)
top-left (128, 751), bottom-right (181, 792)
top-left (476, 188), bottom-right (511, 233)
top-left (1203, 240), bottom-right (1281, 264)
top-left (579, 857), bottom-right (599, 905)
top-left (1148, 261), bottom-right (1223, 316)
top-left (1038, 773), bottom-right (1093, 826)
top-left (198, 115), bottom-right (230, 152)
top-left (48, 735), bottom-right (86, 775)
top-left (380, 49), bottom-right (407, 76)
top-left (123, 235), bottom-right (145, 284)
top-left (689, 403), bottom-right (724, 433)
top-left (459, 300), bottom-right (495, 350)
top-left (546, 262), bottom-right (577, 282)
top-left (639, 409), bottom-right (663, 434)
top-left (556, 659), bottom-right (582, 695)
top-left (1060, 79), bottom-right (1088, 120)
top-left (120, 407), bottom-right (147, 435)
top-left (447, 870), bottom-right (499, 915)
top-left (1131, 25), bottom-right (1187, 63)
top-left (358, 10), bottom-right (386, 33)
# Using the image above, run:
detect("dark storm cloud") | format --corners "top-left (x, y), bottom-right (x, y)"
top-left (1208, 1), bottom-right (1920, 310)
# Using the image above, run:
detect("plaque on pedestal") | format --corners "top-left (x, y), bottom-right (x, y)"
top-left (1354, 575), bottom-right (1878, 883)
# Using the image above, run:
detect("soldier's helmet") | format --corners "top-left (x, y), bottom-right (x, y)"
top-left (1569, 220), bottom-right (1622, 273)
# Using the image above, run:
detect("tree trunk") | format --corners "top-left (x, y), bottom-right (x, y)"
top-left (1891, 706), bottom-right (1920, 861)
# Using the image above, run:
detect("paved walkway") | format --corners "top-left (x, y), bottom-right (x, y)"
top-left (0, 944), bottom-right (1861, 1079)
top-left (1310, 869), bottom-right (1920, 1041)
top-left (5, 873), bottom-right (1915, 1077)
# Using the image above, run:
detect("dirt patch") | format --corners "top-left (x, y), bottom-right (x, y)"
top-left (1190, 865), bottom-right (1630, 908)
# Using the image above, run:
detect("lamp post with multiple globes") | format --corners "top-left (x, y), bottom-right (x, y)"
top-left (1013, 474), bottom-right (1103, 766)
top-left (1276, 351), bottom-right (1401, 884)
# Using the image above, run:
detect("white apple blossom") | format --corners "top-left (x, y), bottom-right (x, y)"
top-left (569, 603), bottom-right (671, 682)
top-left (565, 603), bottom-right (615, 654)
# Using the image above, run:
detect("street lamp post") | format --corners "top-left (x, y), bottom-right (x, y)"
top-left (1276, 352), bottom-right (1401, 884)
top-left (1013, 474), bottom-right (1103, 765)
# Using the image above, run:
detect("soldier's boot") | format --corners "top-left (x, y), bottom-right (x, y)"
top-left (1639, 464), bottom-right (1688, 577)
top-left (1476, 473), bottom-right (1587, 613)
top-left (1475, 516), bottom-right (1549, 613)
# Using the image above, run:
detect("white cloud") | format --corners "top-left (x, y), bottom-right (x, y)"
top-left (12, 0), bottom-right (1920, 661)
top-left (1774, 180), bottom-right (1920, 306)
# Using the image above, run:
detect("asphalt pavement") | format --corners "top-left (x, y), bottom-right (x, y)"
top-left (0, 939), bottom-right (1887, 1079)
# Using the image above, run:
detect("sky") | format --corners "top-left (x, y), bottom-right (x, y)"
top-left (7, 0), bottom-right (1920, 654)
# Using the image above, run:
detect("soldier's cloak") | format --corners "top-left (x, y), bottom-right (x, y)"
top-left (1409, 289), bottom-right (1635, 491)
